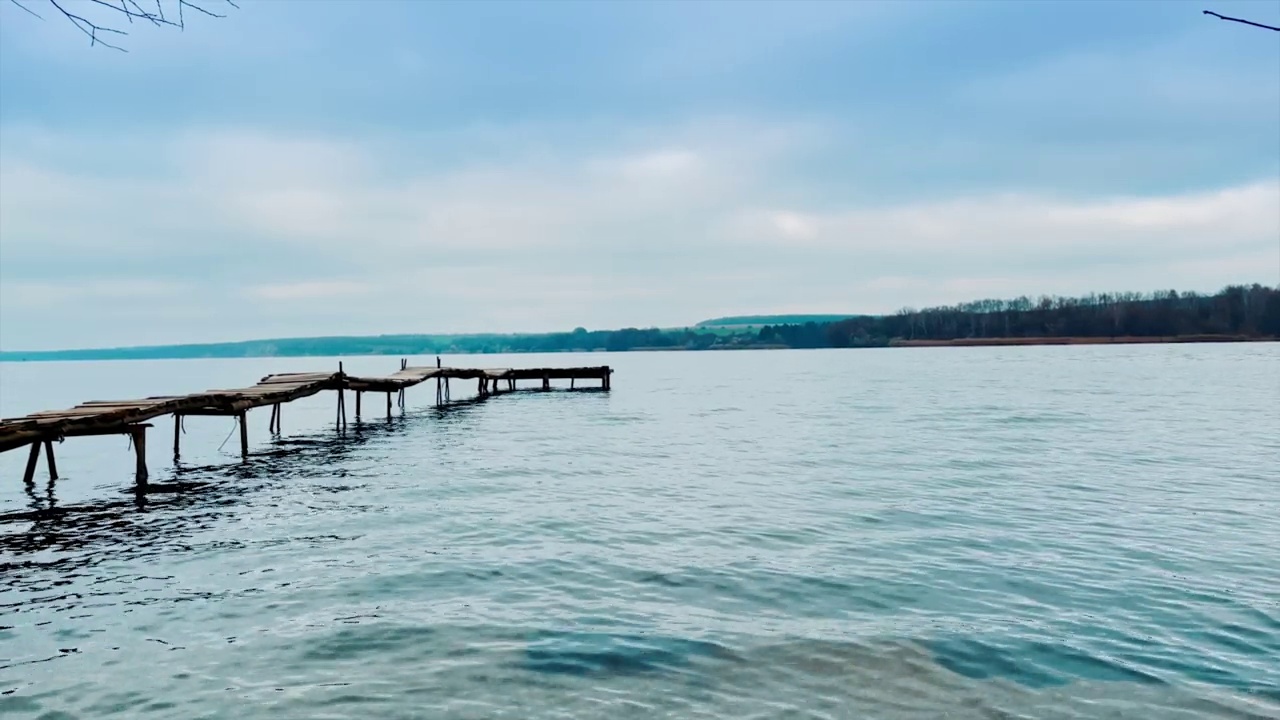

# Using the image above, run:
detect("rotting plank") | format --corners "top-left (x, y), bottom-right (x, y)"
top-left (1, 364), bottom-right (613, 461)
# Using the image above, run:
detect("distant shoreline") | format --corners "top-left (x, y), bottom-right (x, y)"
top-left (2, 335), bottom-right (1275, 362)
top-left (890, 335), bottom-right (1276, 348)
top-left (5, 284), bottom-right (1277, 361)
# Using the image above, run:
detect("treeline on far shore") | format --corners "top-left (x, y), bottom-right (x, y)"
top-left (2, 285), bottom-right (1277, 361)
top-left (624, 284), bottom-right (1279, 351)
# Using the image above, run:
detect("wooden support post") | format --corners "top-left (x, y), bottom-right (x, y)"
top-left (133, 427), bottom-right (149, 484)
top-left (571, 378), bottom-right (575, 390)
top-left (356, 391), bottom-right (362, 419)
top-left (238, 411), bottom-right (249, 458)
top-left (174, 415), bottom-right (182, 458)
top-left (604, 372), bottom-right (611, 390)
top-left (274, 404), bottom-right (282, 434)
top-left (436, 377), bottom-right (442, 406)
top-left (386, 392), bottom-right (392, 420)
top-left (23, 442), bottom-right (41, 484)
top-left (445, 378), bottom-right (451, 403)
top-left (509, 378), bottom-right (515, 391)
top-left (43, 441), bottom-right (58, 480)
top-left (542, 374), bottom-right (550, 391)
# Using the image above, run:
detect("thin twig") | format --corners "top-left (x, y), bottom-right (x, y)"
top-left (9, 0), bottom-right (237, 51)
top-left (7, 0), bottom-right (43, 19)
top-left (1203, 10), bottom-right (1280, 31)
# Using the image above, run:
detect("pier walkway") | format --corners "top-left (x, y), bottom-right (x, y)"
top-left (0, 361), bottom-right (612, 484)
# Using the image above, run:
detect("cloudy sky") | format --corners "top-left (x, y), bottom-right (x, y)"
top-left (1, 0), bottom-right (1277, 350)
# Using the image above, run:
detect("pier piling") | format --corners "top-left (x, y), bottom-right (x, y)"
top-left (22, 442), bottom-right (40, 485)
top-left (43, 441), bottom-right (58, 480)
top-left (132, 426), bottom-right (148, 484)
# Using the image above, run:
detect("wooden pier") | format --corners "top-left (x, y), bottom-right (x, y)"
top-left (0, 361), bottom-right (612, 485)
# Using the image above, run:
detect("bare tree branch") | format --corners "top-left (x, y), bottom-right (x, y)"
top-left (1203, 10), bottom-right (1280, 32)
top-left (8, 0), bottom-right (42, 19)
top-left (5, 0), bottom-right (238, 51)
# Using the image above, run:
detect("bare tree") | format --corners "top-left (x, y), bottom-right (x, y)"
top-left (1203, 10), bottom-right (1280, 31)
top-left (6, 0), bottom-right (238, 51)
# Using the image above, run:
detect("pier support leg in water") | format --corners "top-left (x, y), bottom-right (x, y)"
top-left (238, 411), bottom-right (249, 458)
top-left (336, 390), bottom-right (347, 431)
top-left (22, 442), bottom-right (41, 485)
top-left (132, 427), bottom-right (149, 485)
top-left (355, 391), bottom-right (362, 420)
top-left (386, 392), bottom-right (392, 420)
top-left (174, 415), bottom-right (182, 459)
top-left (44, 441), bottom-right (58, 481)
top-left (542, 375), bottom-right (550, 391)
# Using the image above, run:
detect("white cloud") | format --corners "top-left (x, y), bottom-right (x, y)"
top-left (246, 281), bottom-right (371, 301)
top-left (725, 181), bottom-right (1280, 271)
top-left (1, 279), bottom-right (183, 308)
top-left (0, 123), bottom-right (1276, 349)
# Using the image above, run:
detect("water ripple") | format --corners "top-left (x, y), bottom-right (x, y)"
top-left (1, 346), bottom-right (1278, 718)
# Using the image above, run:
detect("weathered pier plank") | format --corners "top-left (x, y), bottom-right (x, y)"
top-left (1, 361), bottom-right (613, 482)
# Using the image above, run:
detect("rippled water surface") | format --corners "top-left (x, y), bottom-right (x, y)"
top-left (2, 346), bottom-right (1278, 719)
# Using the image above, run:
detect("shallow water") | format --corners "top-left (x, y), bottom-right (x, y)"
top-left (1, 345), bottom-right (1278, 719)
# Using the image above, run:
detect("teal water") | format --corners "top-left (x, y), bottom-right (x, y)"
top-left (1, 345), bottom-right (1278, 719)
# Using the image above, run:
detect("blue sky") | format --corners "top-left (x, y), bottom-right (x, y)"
top-left (1, 0), bottom-right (1277, 350)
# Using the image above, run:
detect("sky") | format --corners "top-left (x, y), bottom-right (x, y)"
top-left (0, 0), bottom-right (1278, 350)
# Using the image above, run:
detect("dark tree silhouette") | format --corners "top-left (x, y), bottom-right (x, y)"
top-left (1203, 10), bottom-right (1280, 31)
top-left (6, 0), bottom-right (238, 51)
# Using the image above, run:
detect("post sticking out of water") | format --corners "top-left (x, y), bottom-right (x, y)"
top-left (22, 442), bottom-right (40, 485)
top-left (132, 426), bottom-right (148, 485)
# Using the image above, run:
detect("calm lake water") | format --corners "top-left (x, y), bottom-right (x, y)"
top-left (1, 346), bottom-right (1278, 719)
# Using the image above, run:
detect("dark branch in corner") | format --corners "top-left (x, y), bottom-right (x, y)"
top-left (6, 0), bottom-right (238, 51)
top-left (1203, 10), bottom-right (1280, 31)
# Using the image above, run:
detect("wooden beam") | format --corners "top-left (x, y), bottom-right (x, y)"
top-left (63, 423), bottom-right (153, 438)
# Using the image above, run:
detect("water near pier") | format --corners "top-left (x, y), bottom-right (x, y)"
top-left (1, 345), bottom-right (1277, 719)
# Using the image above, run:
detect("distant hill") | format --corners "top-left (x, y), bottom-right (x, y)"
top-left (695, 314), bottom-right (858, 328)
